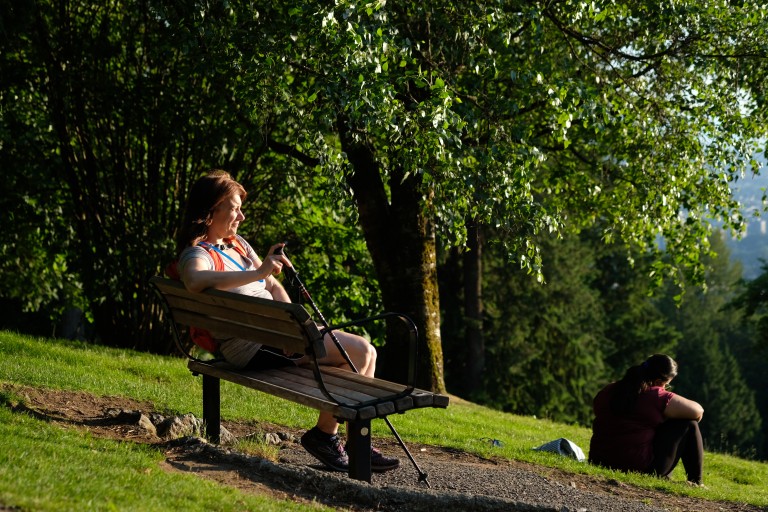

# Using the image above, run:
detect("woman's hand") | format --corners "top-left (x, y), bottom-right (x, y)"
top-left (261, 243), bottom-right (293, 275)
top-left (262, 243), bottom-right (293, 303)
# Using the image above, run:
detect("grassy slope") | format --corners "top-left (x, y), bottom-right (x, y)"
top-left (1, 331), bottom-right (766, 510)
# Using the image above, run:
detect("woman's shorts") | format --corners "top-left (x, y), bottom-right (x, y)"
top-left (244, 345), bottom-right (303, 371)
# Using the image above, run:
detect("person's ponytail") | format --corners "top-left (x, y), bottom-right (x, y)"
top-left (610, 364), bottom-right (646, 415)
top-left (609, 354), bottom-right (678, 415)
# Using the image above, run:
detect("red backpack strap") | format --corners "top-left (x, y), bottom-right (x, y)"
top-left (230, 236), bottom-right (248, 259)
top-left (189, 327), bottom-right (219, 353)
top-left (166, 243), bottom-right (225, 354)
top-left (165, 260), bottom-right (180, 280)
top-left (197, 241), bottom-right (225, 271)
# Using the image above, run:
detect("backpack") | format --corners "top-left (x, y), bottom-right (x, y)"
top-left (165, 238), bottom-right (248, 353)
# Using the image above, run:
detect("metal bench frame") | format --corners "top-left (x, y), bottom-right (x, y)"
top-left (149, 276), bottom-right (449, 482)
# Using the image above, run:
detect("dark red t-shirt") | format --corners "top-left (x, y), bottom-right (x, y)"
top-left (588, 382), bottom-right (675, 472)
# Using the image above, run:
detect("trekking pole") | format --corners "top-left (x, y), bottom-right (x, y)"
top-left (274, 245), bottom-right (431, 487)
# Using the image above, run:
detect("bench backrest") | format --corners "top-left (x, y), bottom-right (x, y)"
top-left (150, 276), bottom-right (327, 359)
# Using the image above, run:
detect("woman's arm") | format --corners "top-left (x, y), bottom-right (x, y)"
top-left (180, 256), bottom-right (273, 292)
top-left (664, 395), bottom-right (704, 422)
top-left (266, 276), bottom-right (291, 302)
top-left (181, 242), bottom-right (291, 293)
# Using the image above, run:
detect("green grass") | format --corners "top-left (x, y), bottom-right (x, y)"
top-left (0, 406), bottom-right (330, 512)
top-left (2, 330), bottom-right (767, 510)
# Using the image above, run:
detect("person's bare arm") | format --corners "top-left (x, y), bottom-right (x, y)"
top-left (266, 277), bottom-right (291, 302)
top-left (181, 243), bottom-right (291, 293)
top-left (664, 395), bottom-right (704, 422)
top-left (180, 256), bottom-right (273, 292)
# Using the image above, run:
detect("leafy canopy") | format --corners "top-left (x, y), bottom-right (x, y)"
top-left (229, 0), bottom-right (767, 285)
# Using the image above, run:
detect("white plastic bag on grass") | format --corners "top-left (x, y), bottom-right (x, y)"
top-left (533, 438), bottom-right (586, 462)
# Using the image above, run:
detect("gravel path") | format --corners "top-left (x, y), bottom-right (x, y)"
top-left (165, 432), bottom-right (754, 512)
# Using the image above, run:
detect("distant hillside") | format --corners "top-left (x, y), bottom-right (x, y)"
top-left (726, 153), bottom-right (767, 280)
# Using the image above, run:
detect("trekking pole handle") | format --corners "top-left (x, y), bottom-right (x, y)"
top-left (273, 243), bottom-right (298, 280)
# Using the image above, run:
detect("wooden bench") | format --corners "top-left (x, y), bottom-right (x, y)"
top-left (149, 276), bottom-right (449, 482)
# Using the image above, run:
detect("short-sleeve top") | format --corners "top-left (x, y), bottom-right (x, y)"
top-left (588, 382), bottom-right (675, 472)
top-left (178, 235), bottom-right (271, 367)
top-left (178, 235), bottom-right (272, 300)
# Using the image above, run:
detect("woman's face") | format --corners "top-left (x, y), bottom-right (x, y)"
top-left (208, 193), bottom-right (245, 240)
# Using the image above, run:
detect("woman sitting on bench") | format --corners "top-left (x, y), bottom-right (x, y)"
top-left (175, 169), bottom-right (399, 473)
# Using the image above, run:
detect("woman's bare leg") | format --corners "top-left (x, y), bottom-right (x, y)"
top-left (309, 330), bottom-right (377, 434)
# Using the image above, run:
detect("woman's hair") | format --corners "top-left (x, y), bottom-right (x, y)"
top-left (175, 169), bottom-right (246, 255)
top-left (609, 354), bottom-right (678, 415)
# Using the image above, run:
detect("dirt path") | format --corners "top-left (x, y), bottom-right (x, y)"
top-left (3, 384), bottom-right (762, 512)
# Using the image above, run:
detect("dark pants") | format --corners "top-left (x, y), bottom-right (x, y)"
top-left (651, 419), bottom-right (703, 484)
top-left (244, 346), bottom-right (303, 370)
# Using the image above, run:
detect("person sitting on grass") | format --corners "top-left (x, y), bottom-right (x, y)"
top-left (175, 169), bottom-right (399, 473)
top-left (588, 354), bottom-right (705, 486)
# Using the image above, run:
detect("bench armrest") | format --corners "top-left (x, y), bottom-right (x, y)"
top-left (322, 311), bottom-right (419, 390)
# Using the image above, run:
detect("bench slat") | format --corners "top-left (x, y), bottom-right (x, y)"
top-left (319, 366), bottom-right (409, 393)
top-left (256, 371), bottom-right (384, 420)
top-left (281, 366), bottom-right (407, 401)
top-left (188, 360), bottom-right (438, 421)
top-left (284, 367), bottom-right (423, 414)
top-left (264, 367), bottom-right (380, 404)
top-left (173, 310), bottom-right (308, 355)
top-left (320, 367), bottom-right (449, 408)
top-left (151, 276), bottom-right (326, 358)
top-left (164, 294), bottom-right (301, 330)
top-left (188, 360), bottom-right (361, 420)
top-left (267, 368), bottom-right (400, 416)
top-left (153, 278), bottom-right (312, 321)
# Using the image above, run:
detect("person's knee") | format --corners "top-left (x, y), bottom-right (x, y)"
top-left (355, 336), bottom-right (376, 366)
top-left (366, 341), bottom-right (377, 365)
top-left (664, 418), bottom-right (697, 430)
top-left (679, 419), bottom-right (699, 433)
top-left (659, 418), bottom-right (700, 441)
top-left (337, 332), bottom-right (375, 367)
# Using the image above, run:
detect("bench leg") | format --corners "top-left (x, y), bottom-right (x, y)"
top-left (202, 374), bottom-right (221, 443)
top-left (347, 419), bottom-right (372, 482)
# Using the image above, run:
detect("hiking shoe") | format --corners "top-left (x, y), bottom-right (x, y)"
top-left (344, 444), bottom-right (400, 472)
top-left (370, 446), bottom-right (400, 472)
top-left (300, 427), bottom-right (349, 472)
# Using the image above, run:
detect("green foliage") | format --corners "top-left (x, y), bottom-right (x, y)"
top-left (588, 233), bottom-right (682, 375)
top-left (1, 0), bottom-right (295, 348)
top-left (727, 261), bottom-right (768, 455)
top-left (731, 260), bottom-right (768, 349)
top-left (224, 0), bottom-right (768, 392)
top-left (677, 338), bottom-right (763, 459)
top-left (240, 171), bottom-right (383, 330)
top-left (448, 231), bottom-right (607, 424)
top-left (0, 8), bottom-right (85, 324)
top-left (227, 0), bottom-right (768, 288)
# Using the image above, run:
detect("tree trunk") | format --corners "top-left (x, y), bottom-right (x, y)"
top-left (463, 220), bottom-right (485, 394)
top-left (338, 120), bottom-right (446, 393)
